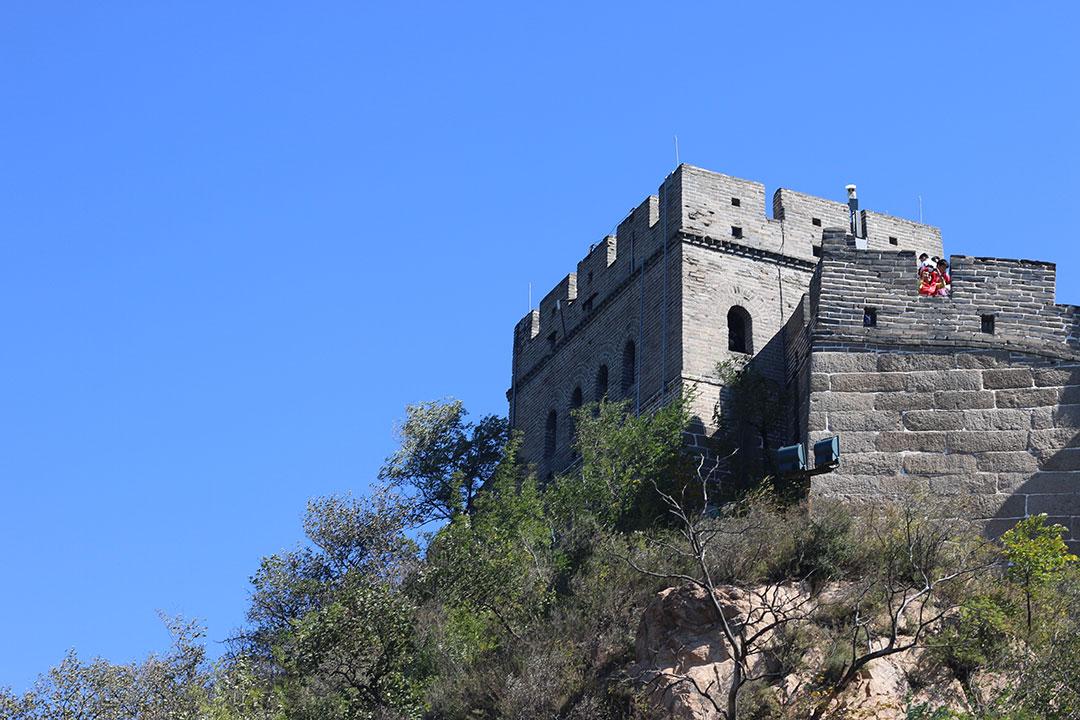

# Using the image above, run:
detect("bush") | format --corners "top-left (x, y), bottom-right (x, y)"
top-left (932, 595), bottom-right (1011, 680)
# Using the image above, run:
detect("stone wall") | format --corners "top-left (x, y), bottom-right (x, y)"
top-left (511, 165), bottom-right (944, 478)
top-left (807, 351), bottom-right (1080, 540)
top-left (804, 230), bottom-right (1080, 540)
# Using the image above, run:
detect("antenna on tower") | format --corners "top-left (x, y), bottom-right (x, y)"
top-left (673, 135), bottom-right (680, 166)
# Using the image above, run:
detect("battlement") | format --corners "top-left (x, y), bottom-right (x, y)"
top-left (516, 165), bottom-right (943, 359)
top-left (812, 229), bottom-right (1080, 359)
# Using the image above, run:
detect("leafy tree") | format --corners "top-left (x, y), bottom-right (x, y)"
top-left (1001, 513), bottom-right (1078, 634)
top-left (379, 399), bottom-right (509, 523)
top-left (3, 615), bottom-right (212, 720)
top-left (241, 489), bottom-right (422, 720)
top-left (714, 357), bottom-right (789, 481)
top-left (550, 395), bottom-right (692, 532)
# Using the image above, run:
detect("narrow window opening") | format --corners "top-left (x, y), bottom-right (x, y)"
top-left (544, 409), bottom-right (557, 461)
top-left (731, 226), bottom-right (743, 239)
top-left (812, 217), bottom-right (822, 227)
top-left (621, 339), bottom-right (636, 397)
top-left (569, 386), bottom-right (583, 457)
top-left (889, 236), bottom-right (898, 246)
top-left (864, 307), bottom-right (878, 327)
top-left (594, 365), bottom-right (609, 403)
top-left (547, 332), bottom-right (557, 352)
top-left (981, 314), bottom-right (995, 334)
top-left (812, 245), bottom-right (822, 258)
top-left (731, 197), bottom-right (741, 207)
top-left (587, 270), bottom-right (594, 284)
top-left (727, 306), bottom-right (753, 354)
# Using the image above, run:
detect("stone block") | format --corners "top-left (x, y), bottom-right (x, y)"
top-left (810, 392), bottom-right (877, 413)
top-left (836, 431), bottom-right (881, 453)
top-left (1028, 428), bottom-right (1080, 452)
top-left (1031, 407), bottom-right (1054, 429)
top-left (1018, 472), bottom-right (1079, 494)
top-left (955, 351), bottom-right (1011, 369)
top-left (1053, 405), bottom-right (1080, 429)
top-left (843, 452), bottom-right (901, 475)
top-left (829, 411), bottom-right (902, 431)
top-left (905, 370), bottom-right (983, 392)
top-left (876, 354), bottom-right (955, 372)
top-left (875, 392), bottom-right (937, 411)
top-left (1036, 448), bottom-right (1080, 472)
top-left (812, 352), bottom-right (879, 373)
top-left (807, 412), bottom-right (828, 431)
top-left (1033, 366), bottom-right (1080, 387)
top-left (875, 431), bottom-right (947, 452)
top-left (963, 409), bottom-right (1032, 431)
top-left (947, 431), bottom-right (1028, 453)
top-left (831, 373), bottom-right (907, 392)
top-left (996, 473), bottom-right (1032, 493)
top-left (982, 368), bottom-right (1033, 389)
top-left (903, 453), bottom-right (977, 475)
top-left (903, 411), bottom-right (966, 431)
top-left (975, 451), bottom-right (1039, 473)
top-left (995, 387), bottom-right (1062, 408)
top-left (962, 494), bottom-right (1027, 520)
top-left (821, 474), bottom-right (929, 495)
top-left (1028, 494), bottom-right (1080, 516)
top-left (936, 390), bottom-right (995, 410)
top-left (929, 474), bottom-right (996, 495)
top-left (809, 373), bottom-right (830, 392)
top-left (985, 518), bottom-right (1026, 538)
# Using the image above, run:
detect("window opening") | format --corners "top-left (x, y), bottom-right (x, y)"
top-left (621, 340), bottom-right (636, 396)
top-left (864, 307), bottom-right (877, 327)
top-left (727, 306), bottom-right (752, 354)
top-left (812, 217), bottom-right (822, 227)
top-left (544, 410), bottom-right (557, 461)
top-left (731, 226), bottom-right (743, 239)
top-left (981, 314), bottom-right (995, 334)
top-left (731, 197), bottom-right (741, 207)
top-left (594, 365), bottom-right (609, 402)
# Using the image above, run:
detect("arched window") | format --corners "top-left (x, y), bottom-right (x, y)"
top-left (728, 306), bottom-right (753, 354)
top-left (544, 409), bottom-right (558, 461)
top-left (594, 365), bottom-right (609, 403)
top-left (569, 386), bottom-right (583, 457)
top-left (621, 340), bottom-right (636, 397)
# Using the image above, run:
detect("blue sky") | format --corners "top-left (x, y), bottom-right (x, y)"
top-left (1, 1), bottom-right (1077, 689)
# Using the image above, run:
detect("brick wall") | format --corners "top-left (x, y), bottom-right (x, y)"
top-left (511, 165), bottom-right (945, 477)
top-left (805, 230), bottom-right (1080, 540)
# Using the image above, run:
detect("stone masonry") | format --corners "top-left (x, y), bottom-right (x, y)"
top-left (509, 163), bottom-right (1080, 540)
top-left (801, 229), bottom-right (1080, 540)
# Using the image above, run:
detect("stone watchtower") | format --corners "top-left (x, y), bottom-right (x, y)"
top-left (509, 164), bottom-right (941, 480)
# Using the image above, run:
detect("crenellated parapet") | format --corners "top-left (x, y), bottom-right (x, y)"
top-left (812, 229), bottom-right (1080, 360)
top-left (515, 165), bottom-right (944, 381)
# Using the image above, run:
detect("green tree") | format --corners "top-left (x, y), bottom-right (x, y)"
top-left (242, 489), bottom-right (423, 720)
top-left (379, 399), bottom-right (509, 523)
top-left (551, 395), bottom-right (691, 532)
top-left (714, 357), bottom-right (789, 481)
top-left (1001, 513), bottom-right (1078, 634)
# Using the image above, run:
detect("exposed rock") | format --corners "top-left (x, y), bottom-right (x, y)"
top-left (632, 583), bottom-right (970, 720)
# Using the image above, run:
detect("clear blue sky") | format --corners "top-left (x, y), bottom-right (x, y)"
top-left (1, 1), bottom-right (1077, 690)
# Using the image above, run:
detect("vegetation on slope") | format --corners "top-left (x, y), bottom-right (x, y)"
top-left (3, 389), bottom-right (1080, 719)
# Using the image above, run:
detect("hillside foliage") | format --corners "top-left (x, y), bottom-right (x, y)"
top-left (4, 392), bottom-right (1080, 719)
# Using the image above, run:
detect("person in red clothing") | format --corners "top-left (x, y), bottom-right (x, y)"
top-left (918, 261), bottom-right (937, 295)
top-left (934, 258), bottom-right (951, 296)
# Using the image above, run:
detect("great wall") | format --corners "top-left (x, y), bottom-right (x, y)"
top-left (509, 164), bottom-right (1080, 539)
